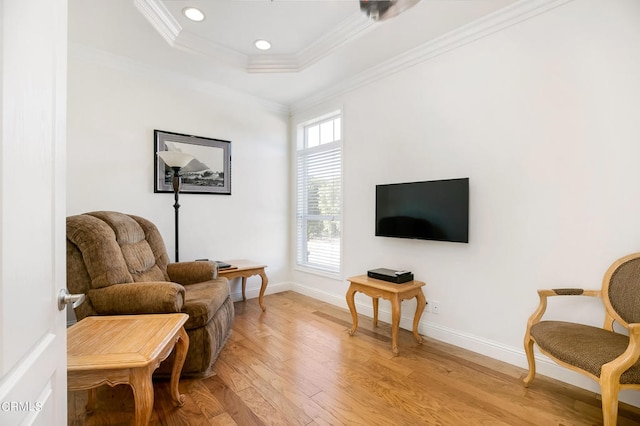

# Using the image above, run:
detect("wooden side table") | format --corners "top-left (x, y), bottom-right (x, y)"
top-left (67, 314), bottom-right (189, 425)
top-left (346, 275), bottom-right (426, 356)
top-left (218, 259), bottom-right (268, 311)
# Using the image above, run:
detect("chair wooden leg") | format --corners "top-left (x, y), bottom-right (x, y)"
top-left (600, 379), bottom-right (620, 426)
top-left (523, 335), bottom-right (536, 387)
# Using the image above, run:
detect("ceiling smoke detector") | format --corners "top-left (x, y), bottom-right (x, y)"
top-left (359, 0), bottom-right (421, 22)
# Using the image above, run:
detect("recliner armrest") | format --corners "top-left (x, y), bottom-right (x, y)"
top-left (88, 281), bottom-right (185, 315)
top-left (167, 260), bottom-right (218, 285)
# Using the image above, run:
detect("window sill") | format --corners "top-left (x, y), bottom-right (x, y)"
top-left (294, 264), bottom-right (343, 281)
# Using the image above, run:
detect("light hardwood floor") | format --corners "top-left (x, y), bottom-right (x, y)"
top-left (68, 291), bottom-right (640, 425)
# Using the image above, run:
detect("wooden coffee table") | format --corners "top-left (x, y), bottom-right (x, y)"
top-left (67, 314), bottom-right (189, 425)
top-left (346, 275), bottom-right (426, 356)
top-left (218, 259), bottom-right (268, 311)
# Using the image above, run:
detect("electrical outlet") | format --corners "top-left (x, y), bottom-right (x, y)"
top-left (432, 300), bottom-right (441, 314)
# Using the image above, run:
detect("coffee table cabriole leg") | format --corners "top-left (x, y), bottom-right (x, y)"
top-left (391, 295), bottom-right (402, 357)
top-left (346, 284), bottom-right (359, 335)
top-left (413, 291), bottom-right (426, 344)
top-left (258, 269), bottom-right (268, 311)
top-left (130, 366), bottom-right (155, 426)
top-left (372, 297), bottom-right (379, 328)
top-left (170, 328), bottom-right (189, 406)
top-left (241, 277), bottom-right (247, 301)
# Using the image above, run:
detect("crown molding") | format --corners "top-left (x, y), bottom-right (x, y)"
top-left (135, 0), bottom-right (373, 74)
top-left (246, 55), bottom-right (301, 73)
top-left (134, 0), bottom-right (247, 66)
top-left (246, 12), bottom-right (374, 73)
top-left (297, 12), bottom-right (374, 71)
top-left (133, 0), bottom-right (181, 46)
top-left (291, 0), bottom-right (574, 113)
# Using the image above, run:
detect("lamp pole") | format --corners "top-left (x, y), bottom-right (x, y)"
top-left (171, 166), bottom-right (182, 262)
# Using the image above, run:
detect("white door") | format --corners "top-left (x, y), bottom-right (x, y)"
top-left (0, 0), bottom-right (68, 424)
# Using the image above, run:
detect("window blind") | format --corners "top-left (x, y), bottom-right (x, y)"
top-left (296, 115), bottom-right (342, 274)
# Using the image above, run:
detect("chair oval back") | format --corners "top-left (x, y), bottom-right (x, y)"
top-left (603, 252), bottom-right (640, 327)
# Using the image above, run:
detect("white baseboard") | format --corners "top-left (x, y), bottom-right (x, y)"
top-left (229, 280), bottom-right (292, 303)
top-left (285, 281), bottom-right (640, 408)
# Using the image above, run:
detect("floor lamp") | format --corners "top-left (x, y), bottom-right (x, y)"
top-left (157, 151), bottom-right (195, 262)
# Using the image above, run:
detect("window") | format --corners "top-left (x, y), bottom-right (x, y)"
top-left (296, 113), bottom-right (342, 275)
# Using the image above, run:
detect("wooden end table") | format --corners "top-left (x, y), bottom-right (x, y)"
top-left (67, 313), bottom-right (189, 425)
top-left (346, 275), bottom-right (426, 356)
top-left (218, 259), bottom-right (268, 311)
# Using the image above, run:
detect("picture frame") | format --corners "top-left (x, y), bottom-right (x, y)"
top-left (154, 130), bottom-right (231, 195)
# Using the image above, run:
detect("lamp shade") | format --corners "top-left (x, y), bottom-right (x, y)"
top-left (157, 151), bottom-right (195, 168)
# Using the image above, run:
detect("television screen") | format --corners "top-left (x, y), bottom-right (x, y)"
top-left (375, 178), bottom-right (469, 243)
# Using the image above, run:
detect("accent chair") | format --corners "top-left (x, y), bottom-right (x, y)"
top-left (523, 252), bottom-right (640, 426)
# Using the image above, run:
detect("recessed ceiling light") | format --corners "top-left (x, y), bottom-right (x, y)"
top-left (183, 7), bottom-right (205, 22)
top-left (254, 39), bottom-right (272, 51)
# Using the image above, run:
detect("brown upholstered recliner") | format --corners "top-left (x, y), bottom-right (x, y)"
top-left (523, 252), bottom-right (640, 426)
top-left (66, 211), bottom-right (234, 377)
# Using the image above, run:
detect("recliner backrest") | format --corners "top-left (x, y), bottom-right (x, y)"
top-left (66, 211), bottom-right (172, 318)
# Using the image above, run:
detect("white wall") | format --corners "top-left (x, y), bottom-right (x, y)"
top-left (67, 51), bottom-right (290, 302)
top-left (291, 0), bottom-right (640, 400)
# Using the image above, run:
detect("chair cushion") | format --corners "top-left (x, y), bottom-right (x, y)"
top-left (182, 278), bottom-right (230, 330)
top-left (531, 321), bottom-right (640, 384)
top-left (67, 214), bottom-right (134, 288)
top-left (86, 211), bottom-right (167, 283)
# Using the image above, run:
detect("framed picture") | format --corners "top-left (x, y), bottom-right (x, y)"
top-left (154, 130), bottom-right (231, 195)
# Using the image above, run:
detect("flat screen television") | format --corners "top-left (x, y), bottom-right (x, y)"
top-left (375, 178), bottom-right (469, 243)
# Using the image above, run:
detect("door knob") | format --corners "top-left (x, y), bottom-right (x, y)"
top-left (58, 288), bottom-right (85, 311)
